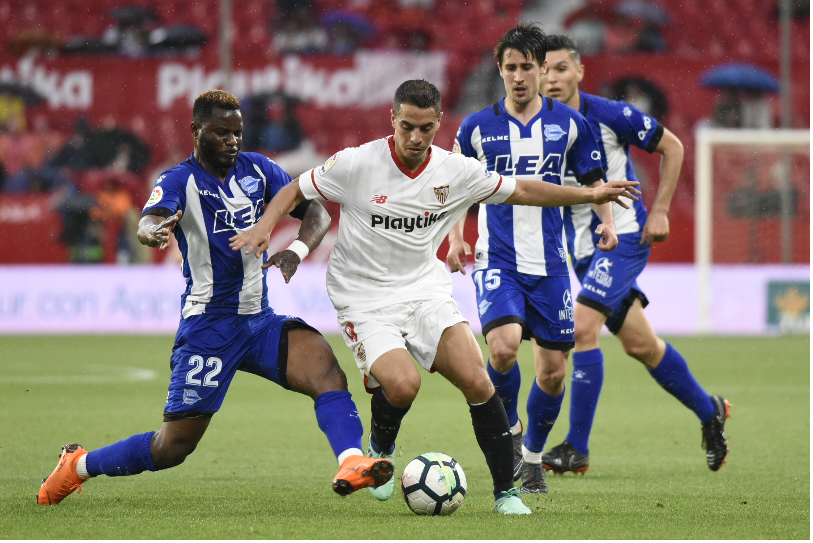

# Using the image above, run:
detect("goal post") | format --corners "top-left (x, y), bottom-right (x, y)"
top-left (695, 128), bottom-right (810, 334)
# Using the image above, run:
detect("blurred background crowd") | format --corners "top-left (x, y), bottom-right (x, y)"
top-left (0, 0), bottom-right (808, 265)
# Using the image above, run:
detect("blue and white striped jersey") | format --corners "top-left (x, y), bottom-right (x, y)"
top-left (563, 92), bottom-right (664, 261)
top-left (454, 96), bottom-right (605, 276)
top-left (142, 152), bottom-right (293, 318)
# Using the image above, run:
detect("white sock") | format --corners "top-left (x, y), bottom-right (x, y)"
top-left (510, 420), bottom-right (522, 436)
top-left (337, 448), bottom-right (364, 466)
top-left (522, 444), bottom-right (542, 464)
top-left (76, 453), bottom-right (92, 479)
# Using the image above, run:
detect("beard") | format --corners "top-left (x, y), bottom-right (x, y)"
top-left (200, 138), bottom-right (238, 170)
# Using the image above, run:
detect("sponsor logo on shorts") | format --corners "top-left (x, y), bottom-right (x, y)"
top-left (434, 185), bottom-right (450, 205)
top-left (559, 289), bottom-right (574, 321)
top-left (182, 389), bottom-right (202, 405)
top-left (344, 322), bottom-right (358, 342)
top-left (588, 257), bottom-right (614, 288)
top-left (371, 211), bottom-right (447, 232)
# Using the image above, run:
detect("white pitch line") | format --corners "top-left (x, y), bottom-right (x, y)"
top-left (1, 365), bottom-right (157, 384)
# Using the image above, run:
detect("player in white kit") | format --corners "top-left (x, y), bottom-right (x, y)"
top-left (230, 80), bottom-right (639, 514)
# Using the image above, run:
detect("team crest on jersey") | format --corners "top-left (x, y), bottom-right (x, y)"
top-left (321, 153), bottom-right (338, 174)
top-left (544, 124), bottom-right (566, 142)
top-left (237, 175), bottom-right (261, 195)
top-left (434, 185), bottom-right (450, 204)
top-left (145, 186), bottom-right (163, 208)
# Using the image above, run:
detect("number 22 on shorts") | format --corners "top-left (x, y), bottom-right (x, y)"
top-left (185, 355), bottom-right (223, 387)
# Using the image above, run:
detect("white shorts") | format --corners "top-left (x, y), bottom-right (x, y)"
top-left (337, 296), bottom-right (469, 391)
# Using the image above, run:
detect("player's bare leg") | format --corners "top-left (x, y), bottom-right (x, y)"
top-left (433, 323), bottom-right (530, 514)
top-left (485, 323), bottom-right (525, 480)
top-left (617, 300), bottom-right (729, 470)
top-left (283, 329), bottom-right (388, 496)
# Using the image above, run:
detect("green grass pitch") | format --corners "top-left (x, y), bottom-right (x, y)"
top-left (0, 334), bottom-right (808, 539)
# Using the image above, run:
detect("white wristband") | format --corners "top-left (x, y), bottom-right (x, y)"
top-left (286, 239), bottom-right (310, 261)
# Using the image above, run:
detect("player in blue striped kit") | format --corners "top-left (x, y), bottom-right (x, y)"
top-left (37, 90), bottom-right (391, 506)
top-left (540, 35), bottom-right (730, 474)
top-left (447, 24), bottom-right (620, 493)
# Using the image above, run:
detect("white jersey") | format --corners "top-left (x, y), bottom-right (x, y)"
top-left (300, 136), bottom-right (516, 312)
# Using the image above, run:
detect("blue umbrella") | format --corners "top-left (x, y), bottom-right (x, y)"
top-left (700, 63), bottom-right (780, 93)
top-left (320, 10), bottom-right (377, 39)
top-left (615, 0), bottom-right (671, 25)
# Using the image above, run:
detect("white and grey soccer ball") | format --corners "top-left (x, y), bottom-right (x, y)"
top-left (401, 452), bottom-right (467, 516)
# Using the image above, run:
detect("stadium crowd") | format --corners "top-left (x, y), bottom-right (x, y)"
top-left (0, 0), bottom-right (808, 264)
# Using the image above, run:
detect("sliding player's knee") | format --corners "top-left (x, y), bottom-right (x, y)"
top-left (150, 432), bottom-right (201, 470)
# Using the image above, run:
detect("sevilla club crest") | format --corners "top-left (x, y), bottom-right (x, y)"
top-left (434, 185), bottom-right (450, 205)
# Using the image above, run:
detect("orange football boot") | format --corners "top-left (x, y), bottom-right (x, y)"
top-left (37, 443), bottom-right (89, 505)
top-left (332, 454), bottom-right (393, 497)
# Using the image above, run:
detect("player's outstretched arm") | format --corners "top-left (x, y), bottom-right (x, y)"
top-left (264, 200), bottom-right (331, 283)
top-left (504, 179), bottom-right (640, 208)
top-left (446, 216), bottom-right (472, 275)
top-left (137, 211), bottom-right (182, 250)
top-left (641, 127), bottom-right (684, 246)
top-left (585, 180), bottom-right (619, 252)
top-left (229, 179), bottom-right (306, 258)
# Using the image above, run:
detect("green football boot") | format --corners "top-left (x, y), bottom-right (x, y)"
top-left (494, 487), bottom-right (532, 515)
top-left (367, 442), bottom-right (395, 501)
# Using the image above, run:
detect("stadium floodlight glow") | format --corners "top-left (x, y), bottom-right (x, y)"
top-left (694, 128), bottom-right (810, 334)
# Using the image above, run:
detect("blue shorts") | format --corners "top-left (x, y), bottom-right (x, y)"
top-left (473, 268), bottom-right (574, 351)
top-left (573, 233), bottom-right (650, 334)
top-left (163, 309), bottom-right (316, 421)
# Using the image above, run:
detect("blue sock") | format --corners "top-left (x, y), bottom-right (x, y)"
top-left (85, 432), bottom-right (156, 477)
top-left (486, 359), bottom-right (521, 427)
top-left (314, 391), bottom-right (364, 458)
top-left (649, 343), bottom-right (715, 422)
top-left (565, 349), bottom-right (604, 455)
top-left (523, 379), bottom-right (564, 453)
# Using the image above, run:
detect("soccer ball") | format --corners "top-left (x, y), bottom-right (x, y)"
top-left (400, 452), bottom-right (467, 516)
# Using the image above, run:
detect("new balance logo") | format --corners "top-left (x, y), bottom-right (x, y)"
top-left (370, 195), bottom-right (388, 204)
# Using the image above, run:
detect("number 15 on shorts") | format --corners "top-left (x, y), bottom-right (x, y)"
top-left (473, 269), bottom-right (501, 296)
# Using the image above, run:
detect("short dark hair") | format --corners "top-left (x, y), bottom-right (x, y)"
top-left (494, 22), bottom-right (547, 66)
top-left (193, 90), bottom-right (241, 124)
top-left (393, 79), bottom-right (442, 116)
top-left (545, 34), bottom-right (581, 65)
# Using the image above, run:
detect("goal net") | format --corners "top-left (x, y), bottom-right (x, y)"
top-left (695, 128), bottom-right (810, 333)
